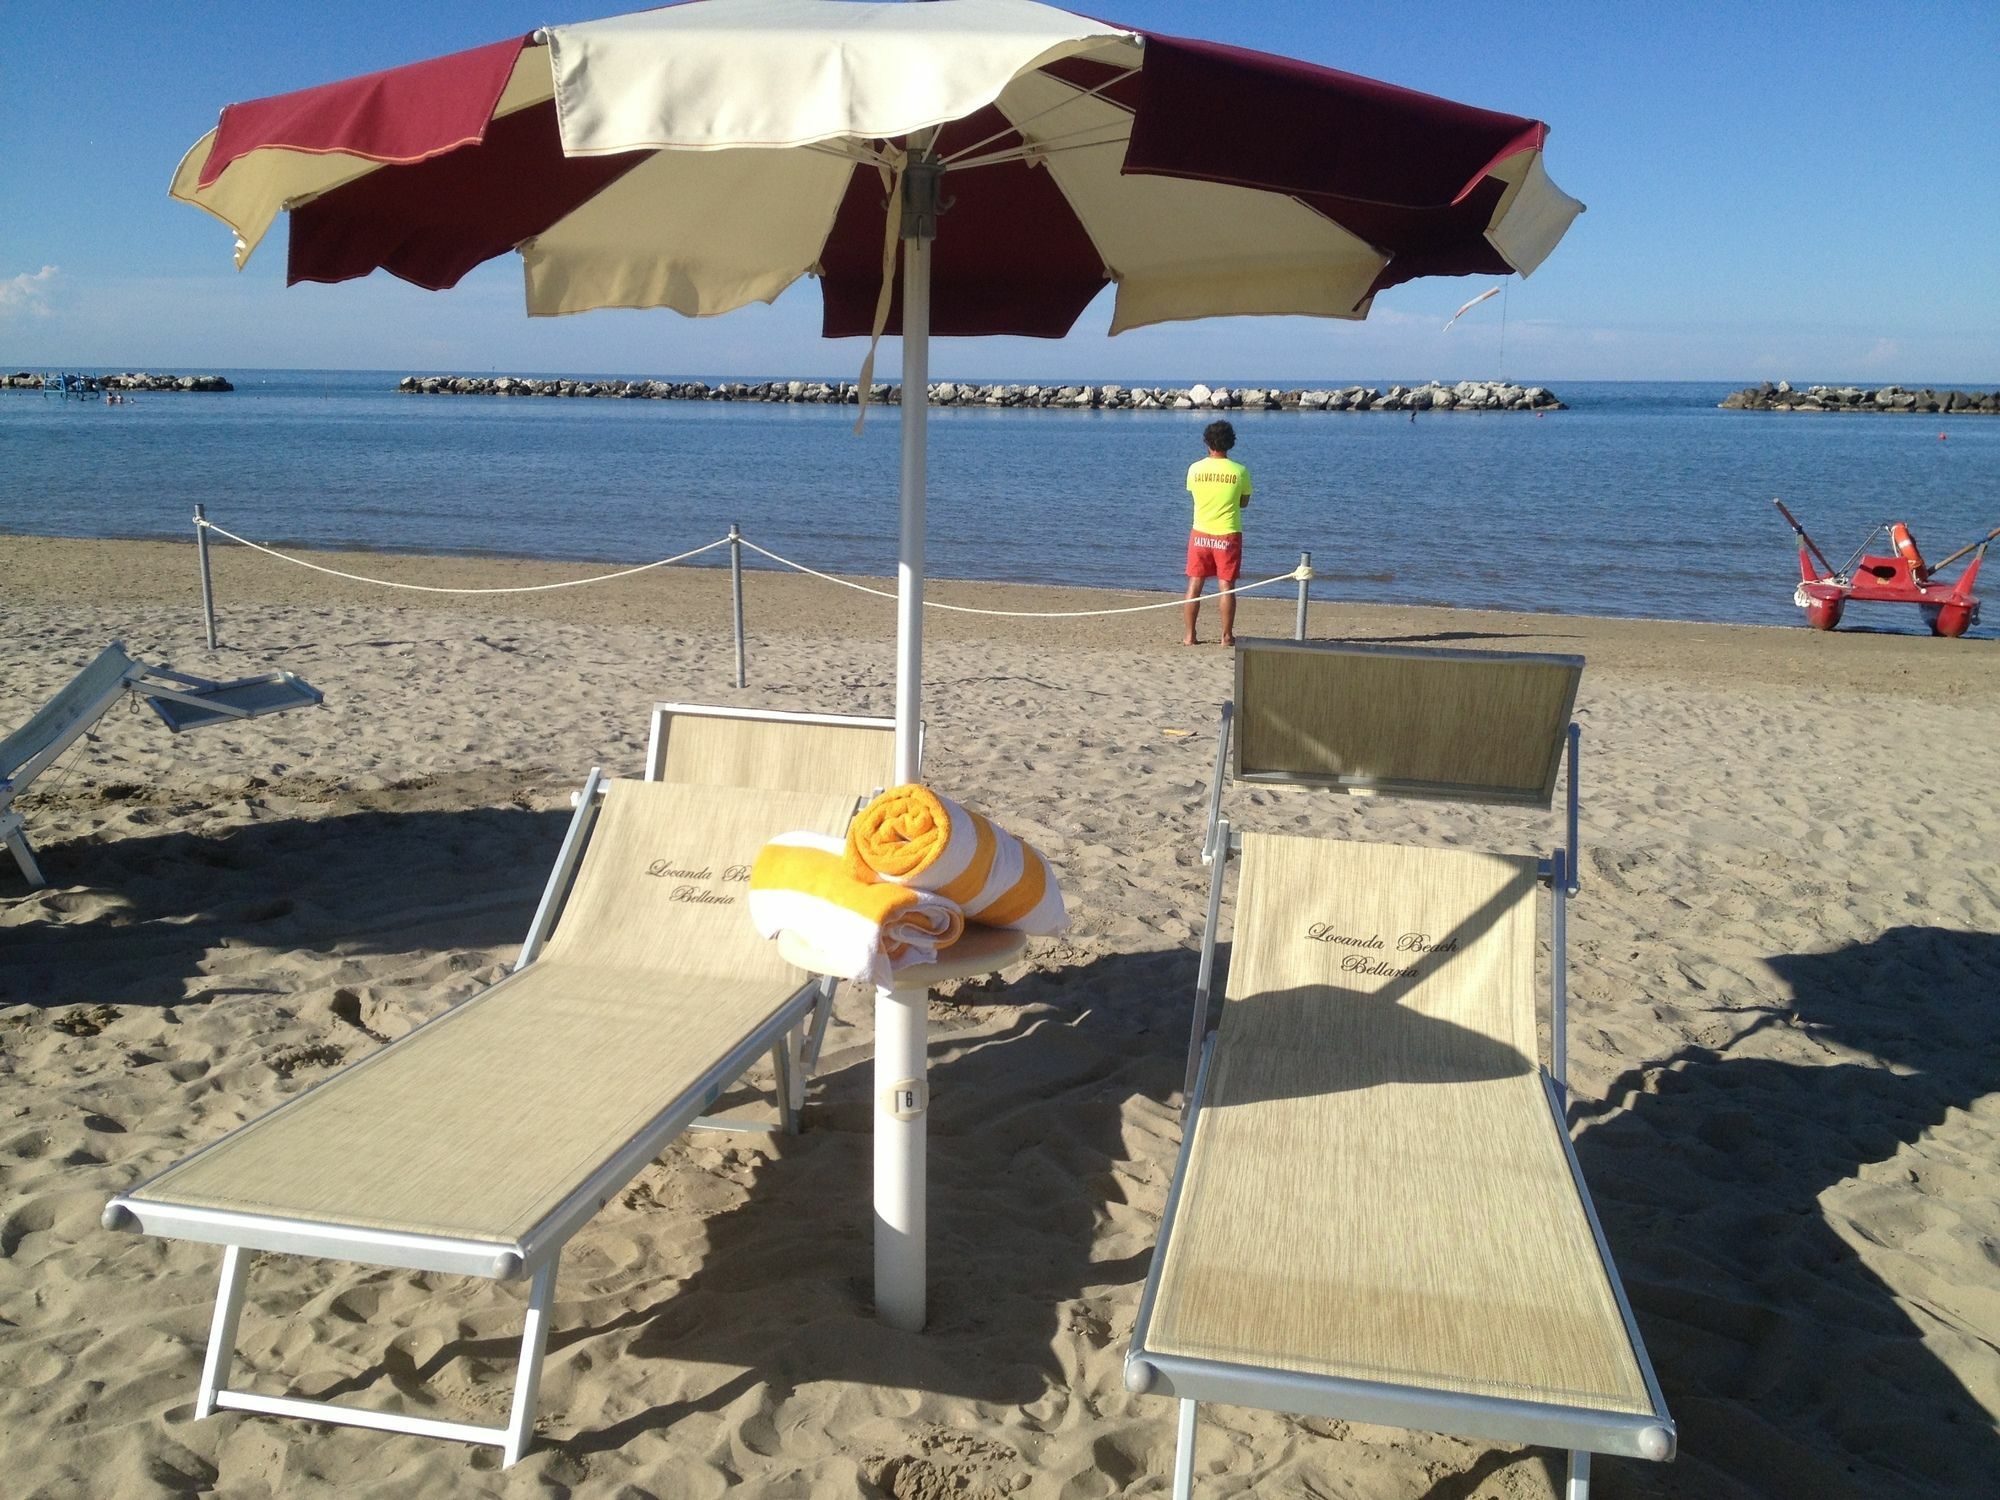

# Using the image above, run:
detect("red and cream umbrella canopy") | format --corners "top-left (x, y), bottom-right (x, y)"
top-left (174, 0), bottom-right (1579, 340)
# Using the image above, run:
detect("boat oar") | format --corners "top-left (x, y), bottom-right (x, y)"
top-left (1927, 524), bottom-right (2000, 576)
top-left (1773, 499), bottom-right (1839, 576)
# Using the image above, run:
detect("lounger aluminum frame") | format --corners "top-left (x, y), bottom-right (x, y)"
top-left (103, 705), bottom-right (894, 1467)
top-left (1128, 639), bottom-right (1674, 1499)
top-left (1, 640), bottom-right (322, 887)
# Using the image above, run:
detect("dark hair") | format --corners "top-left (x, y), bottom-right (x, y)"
top-left (1202, 420), bottom-right (1236, 453)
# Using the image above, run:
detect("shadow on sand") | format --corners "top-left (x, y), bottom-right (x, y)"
top-left (0, 804), bottom-right (569, 1007)
top-left (1576, 925), bottom-right (2000, 1498)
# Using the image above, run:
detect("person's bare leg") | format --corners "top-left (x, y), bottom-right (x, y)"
top-left (1219, 589), bottom-right (1237, 647)
top-left (1182, 579), bottom-right (1204, 645)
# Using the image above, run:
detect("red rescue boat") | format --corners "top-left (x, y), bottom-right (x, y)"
top-left (1775, 501), bottom-right (1997, 637)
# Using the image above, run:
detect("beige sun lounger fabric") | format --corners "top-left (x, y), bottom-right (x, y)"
top-left (1147, 831), bottom-right (1653, 1415)
top-left (128, 781), bottom-right (854, 1246)
top-left (653, 712), bottom-right (897, 797)
top-left (1233, 642), bottom-right (1579, 804)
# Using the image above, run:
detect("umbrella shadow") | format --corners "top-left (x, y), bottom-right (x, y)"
top-left (0, 804), bottom-right (567, 1007)
top-left (584, 948), bottom-right (1184, 1418)
top-left (1572, 925), bottom-right (2000, 1498)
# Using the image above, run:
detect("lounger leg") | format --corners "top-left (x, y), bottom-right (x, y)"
top-left (771, 1041), bottom-right (798, 1135)
top-left (501, 1256), bottom-right (559, 1468)
top-left (803, 976), bottom-right (837, 1074)
top-left (196, 1245), bottom-right (250, 1419)
top-left (3, 820), bottom-right (45, 889)
top-left (1565, 1449), bottom-right (1591, 1499)
top-left (1173, 1399), bottom-right (1198, 1500)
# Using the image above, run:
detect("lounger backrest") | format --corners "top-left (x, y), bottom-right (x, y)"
top-left (1233, 640), bottom-right (1582, 807)
top-left (0, 643), bottom-right (137, 783)
top-left (648, 706), bottom-right (896, 795)
top-left (541, 778), bottom-right (854, 982)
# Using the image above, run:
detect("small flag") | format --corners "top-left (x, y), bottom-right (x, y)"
top-left (1442, 285), bottom-right (1502, 333)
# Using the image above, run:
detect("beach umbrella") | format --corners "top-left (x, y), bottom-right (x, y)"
top-left (172, 0), bottom-right (1582, 1330)
top-left (172, 0), bottom-right (1581, 787)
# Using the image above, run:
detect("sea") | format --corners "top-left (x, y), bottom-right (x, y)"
top-left (3, 370), bottom-right (1996, 636)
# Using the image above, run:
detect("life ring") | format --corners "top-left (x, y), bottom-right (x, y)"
top-left (1888, 522), bottom-right (1929, 577)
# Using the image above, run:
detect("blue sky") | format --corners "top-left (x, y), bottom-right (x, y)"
top-left (4, 1), bottom-right (1996, 383)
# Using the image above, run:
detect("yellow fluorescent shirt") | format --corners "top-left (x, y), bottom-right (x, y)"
top-left (1187, 458), bottom-right (1251, 534)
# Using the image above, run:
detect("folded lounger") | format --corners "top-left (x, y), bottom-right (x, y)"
top-left (1126, 640), bottom-right (1674, 1498)
top-left (104, 705), bottom-right (894, 1466)
top-left (0, 640), bottom-right (322, 887)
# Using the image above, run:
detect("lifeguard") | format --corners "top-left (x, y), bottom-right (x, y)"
top-left (1183, 419), bottom-right (1251, 646)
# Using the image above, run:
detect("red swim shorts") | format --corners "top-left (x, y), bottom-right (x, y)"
top-left (1186, 530), bottom-right (1243, 581)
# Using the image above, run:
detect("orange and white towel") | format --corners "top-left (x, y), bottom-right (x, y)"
top-left (749, 831), bottom-right (965, 987)
top-left (846, 785), bottom-right (1069, 935)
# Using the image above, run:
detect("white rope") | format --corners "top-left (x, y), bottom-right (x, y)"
top-left (194, 516), bottom-right (1304, 618)
top-left (195, 519), bottom-right (731, 595)
top-left (739, 539), bottom-right (1303, 618)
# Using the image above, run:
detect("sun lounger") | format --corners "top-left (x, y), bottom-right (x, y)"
top-left (1127, 640), bottom-right (1674, 1498)
top-left (104, 705), bottom-right (894, 1467)
top-left (1, 640), bottom-right (322, 887)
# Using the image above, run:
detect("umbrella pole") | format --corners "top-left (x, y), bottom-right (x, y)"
top-left (894, 240), bottom-right (929, 786)
top-left (878, 152), bottom-right (940, 1333)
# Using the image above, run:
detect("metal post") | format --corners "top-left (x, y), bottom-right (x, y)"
top-left (195, 1244), bottom-right (249, 1419)
top-left (728, 521), bottom-right (747, 689)
top-left (1173, 1399), bottom-right (1198, 1500)
top-left (194, 504), bottom-right (218, 650)
top-left (1551, 847), bottom-right (1569, 1096)
top-left (1565, 1449), bottom-right (1591, 1500)
top-left (894, 149), bottom-right (942, 788)
top-left (500, 1255), bottom-right (559, 1468)
top-left (875, 980), bottom-right (928, 1331)
top-left (1293, 550), bottom-right (1312, 640)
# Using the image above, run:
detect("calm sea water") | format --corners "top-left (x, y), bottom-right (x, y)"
top-left (3, 370), bottom-right (1995, 635)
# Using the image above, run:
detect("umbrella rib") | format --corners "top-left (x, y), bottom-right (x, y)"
top-left (803, 140), bottom-right (895, 168)
top-left (947, 133), bottom-right (1127, 173)
top-left (939, 65), bottom-right (1138, 167)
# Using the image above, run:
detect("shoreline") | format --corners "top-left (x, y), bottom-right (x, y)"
top-left (5, 533), bottom-right (1995, 700)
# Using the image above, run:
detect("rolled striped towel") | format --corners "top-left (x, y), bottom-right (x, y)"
top-left (845, 785), bottom-right (1069, 936)
top-left (749, 831), bottom-right (965, 988)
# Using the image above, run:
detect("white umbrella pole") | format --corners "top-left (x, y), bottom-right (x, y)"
top-left (876, 159), bottom-right (937, 1333)
top-left (893, 231), bottom-right (929, 786)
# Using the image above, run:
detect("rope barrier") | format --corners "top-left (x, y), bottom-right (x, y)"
top-left (194, 518), bottom-right (733, 595)
top-left (194, 514), bottom-right (1306, 619)
top-left (738, 538), bottom-right (1305, 618)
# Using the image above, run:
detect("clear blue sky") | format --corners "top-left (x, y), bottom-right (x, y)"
top-left (4, 1), bottom-right (1996, 383)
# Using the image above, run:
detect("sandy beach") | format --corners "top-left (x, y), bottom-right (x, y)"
top-left (3, 533), bottom-right (1997, 1499)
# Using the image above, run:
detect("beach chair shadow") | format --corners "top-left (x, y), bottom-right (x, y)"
top-left (1573, 925), bottom-right (2000, 1498)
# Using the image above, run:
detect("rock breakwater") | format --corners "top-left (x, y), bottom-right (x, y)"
top-left (2, 371), bottom-right (234, 393)
top-left (1720, 381), bottom-right (1998, 413)
top-left (397, 374), bottom-right (1563, 412)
